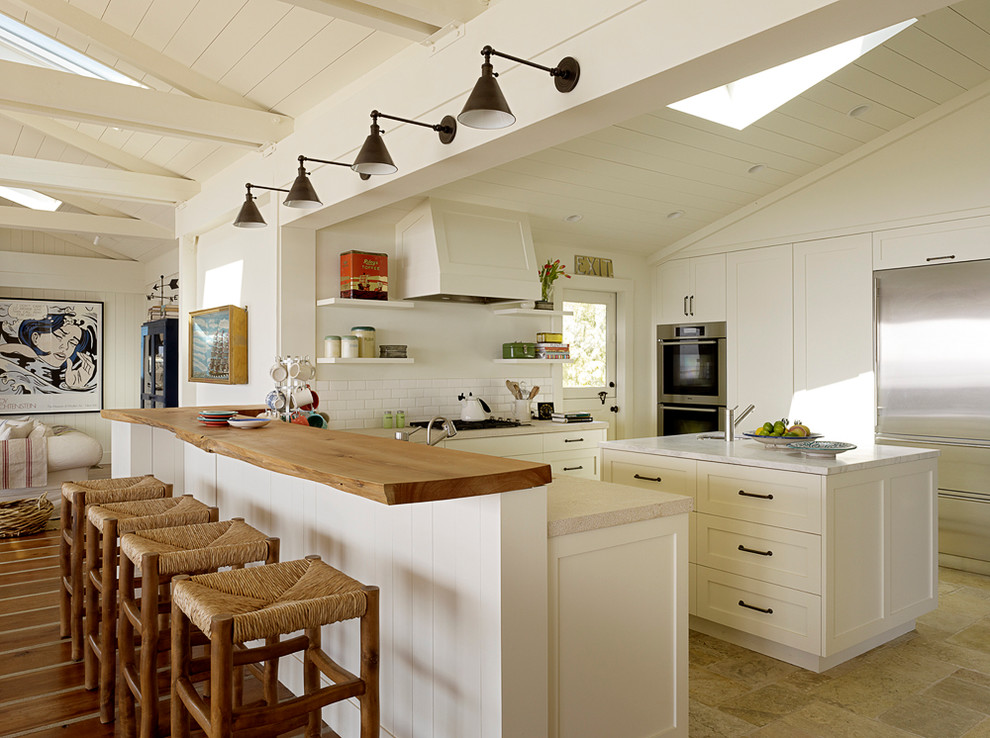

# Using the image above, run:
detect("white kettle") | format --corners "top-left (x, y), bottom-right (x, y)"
top-left (459, 392), bottom-right (491, 422)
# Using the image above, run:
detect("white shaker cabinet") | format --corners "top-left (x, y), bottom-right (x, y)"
top-left (656, 254), bottom-right (725, 323)
top-left (726, 245), bottom-right (793, 418)
top-left (445, 426), bottom-right (606, 480)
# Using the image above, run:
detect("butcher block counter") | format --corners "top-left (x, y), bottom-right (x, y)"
top-left (101, 407), bottom-right (551, 506)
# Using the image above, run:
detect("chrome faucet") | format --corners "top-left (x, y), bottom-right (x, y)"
top-left (735, 403), bottom-right (755, 428)
top-left (426, 416), bottom-right (457, 446)
top-left (724, 403), bottom-right (756, 442)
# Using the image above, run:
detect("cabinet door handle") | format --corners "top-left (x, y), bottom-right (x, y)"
top-left (925, 254), bottom-right (955, 262)
top-left (634, 474), bottom-right (662, 483)
top-left (683, 296), bottom-right (689, 316)
top-left (689, 295), bottom-right (694, 315)
top-left (563, 466), bottom-right (583, 471)
top-left (738, 600), bottom-right (773, 614)
top-left (564, 438), bottom-right (584, 443)
top-left (738, 544), bottom-right (773, 557)
top-left (738, 490), bottom-right (774, 500)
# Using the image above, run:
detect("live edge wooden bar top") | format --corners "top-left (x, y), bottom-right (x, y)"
top-left (102, 407), bottom-right (552, 506)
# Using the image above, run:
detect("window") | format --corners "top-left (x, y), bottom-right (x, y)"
top-left (562, 290), bottom-right (615, 400)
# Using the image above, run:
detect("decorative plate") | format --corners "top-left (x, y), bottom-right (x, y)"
top-left (227, 416), bottom-right (272, 429)
top-left (742, 432), bottom-right (823, 450)
top-left (197, 419), bottom-right (231, 427)
top-left (198, 409), bottom-right (237, 418)
top-left (787, 440), bottom-right (857, 458)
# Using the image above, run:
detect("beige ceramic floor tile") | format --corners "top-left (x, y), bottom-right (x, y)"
top-left (948, 621), bottom-right (990, 655)
top-left (954, 668), bottom-right (990, 689)
top-left (706, 651), bottom-right (799, 689)
top-left (963, 717), bottom-right (990, 737)
top-left (688, 698), bottom-right (757, 738)
top-left (878, 693), bottom-right (985, 738)
top-left (939, 591), bottom-right (990, 619)
top-left (717, 683), bottom-right (815, 727)
top-left (744, 719), bottom-right (818, 737)
top-left (689, 630), bottom-right (753, 663)
top-left (777, 699), bottom-right (917, 738)
top-left (689, 663), bottom-right (753, 707)
top-left (900, 635), bottom-right (990, 675)
top-left (917, 608), bottom-right (982, 639)
top-left (924, 675), bottom-right (990, 715)
top-left (940, 569), bottom-right (990, 590)
top-left (808, 660), bottom-right (936, 718)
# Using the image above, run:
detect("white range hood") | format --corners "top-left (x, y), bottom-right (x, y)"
top-left (395, 199), bottom-right (542, 304)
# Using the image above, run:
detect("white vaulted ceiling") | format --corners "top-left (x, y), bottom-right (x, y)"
top-left (0, 0), bottom-right (988, 261)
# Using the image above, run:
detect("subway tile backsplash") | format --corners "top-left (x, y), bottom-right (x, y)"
top-left (311, 377), bottom-right (552, 429)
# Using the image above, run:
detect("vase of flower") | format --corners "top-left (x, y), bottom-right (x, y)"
top-left (537, 259), bottom-right (570, 310)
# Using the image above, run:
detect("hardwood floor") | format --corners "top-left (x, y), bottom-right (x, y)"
top-left (0, 527), bottom-right (325, 738)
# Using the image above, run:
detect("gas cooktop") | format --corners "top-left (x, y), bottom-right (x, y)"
top-left (409, 418), bottom-right (529, 431)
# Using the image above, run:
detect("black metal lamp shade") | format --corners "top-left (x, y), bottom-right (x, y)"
top-left (233, 191), bottom-right (267, 228)
top-left (458, 60), bottom-right (515, 129)
top-left (352, 121), bottom-right (398, 176)
top-left (283, 163), bottom-right (322, 209)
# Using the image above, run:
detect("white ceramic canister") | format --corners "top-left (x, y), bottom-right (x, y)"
top-left (351, 326), bottom-right (376, 358)
top-left (341, 335), bottom-right (360, 358)
top-left (324, 335), bottom-right (341, 358)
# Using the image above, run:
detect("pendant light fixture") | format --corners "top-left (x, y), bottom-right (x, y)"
top-left (284, 155), bottom-right (370, 210)
top-left (458, 45), bottom-right (580, 130)
top-left (352, 110), bottom-right (457, 176)
top-left (233, 183), bottom-right (289, 228)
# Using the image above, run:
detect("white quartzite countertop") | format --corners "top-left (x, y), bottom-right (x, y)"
top-left (601, 434), bottom-right (939, 476)
top-left (349, 419), bottom-right (608, 443)
top-left (547, 476), bottom-right (692, 537)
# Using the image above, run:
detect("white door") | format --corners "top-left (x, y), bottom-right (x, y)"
top-left (561, 289), bottom-right (618, 438)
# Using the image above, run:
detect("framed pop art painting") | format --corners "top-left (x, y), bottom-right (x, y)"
top-left (0, 297), bottom-right (104, 415)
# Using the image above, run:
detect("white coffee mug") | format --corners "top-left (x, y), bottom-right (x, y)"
top-left (292, 386), bottom-right (314, 409)
top-left (270, 363), bottom-right (288, 382)
top-left (295, 360), bottom-right (314, 381)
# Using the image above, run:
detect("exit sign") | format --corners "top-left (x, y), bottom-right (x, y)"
top-left (575, 255), bottom-right (613, 277)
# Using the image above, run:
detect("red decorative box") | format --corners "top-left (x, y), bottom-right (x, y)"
top-left (340, 250), bottom-right (388, 300)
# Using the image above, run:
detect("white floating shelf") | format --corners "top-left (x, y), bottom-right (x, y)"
top-left (493, 358), bottom-right (572, 364)
top-left (491, 307), bottom-right (573, 317)
top-left (316, 298), bottom-right (413, 309)
top-left (317, 357), bottom-right (414, 364)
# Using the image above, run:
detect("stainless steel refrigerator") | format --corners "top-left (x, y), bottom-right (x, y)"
top-left (876, 259), bottom-right (990, 574)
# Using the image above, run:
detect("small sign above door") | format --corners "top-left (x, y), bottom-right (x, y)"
top-left (574, 255), bottom-right (613, 278)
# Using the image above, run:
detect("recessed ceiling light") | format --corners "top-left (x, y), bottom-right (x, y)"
top-left (666, 210), bottom-right (685, 220)
top-left (847, 104), bottom-right (871, 118)
top-left (747, 163), bottom-right (766, 175)
top-left (563, 214), bottom-right (582, 223)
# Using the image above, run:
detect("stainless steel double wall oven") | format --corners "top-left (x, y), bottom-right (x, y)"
top-left (657, 321), bottom-right (726, 435)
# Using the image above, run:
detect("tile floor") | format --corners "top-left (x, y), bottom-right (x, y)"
top-left (689, 567), bottom-right (990, 737)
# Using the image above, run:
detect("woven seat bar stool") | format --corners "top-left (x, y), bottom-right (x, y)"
top-left (59, 475), bottom-right (172, 661)
top-left (84, 494), bottom-right (218, 724)
top-left (171, 555), bottom-right (379, 738)
top-left (118, 518), bottom-right (280, 738)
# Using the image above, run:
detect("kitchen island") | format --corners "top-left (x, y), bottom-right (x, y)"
top-left (600, 434), bottom-right (939, 672)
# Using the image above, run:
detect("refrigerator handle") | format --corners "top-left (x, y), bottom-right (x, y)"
top-left (874, 275), bottom-right (881, 431)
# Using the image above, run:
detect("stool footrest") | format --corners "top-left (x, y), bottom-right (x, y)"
top-left (232, 634), bottom-right (308, 667)
top-left (310, 649), bottom-right (360, 687)
top-left (232, 680), bottom-right (365, 733)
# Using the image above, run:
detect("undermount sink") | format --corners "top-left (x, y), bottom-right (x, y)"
top-left (697, 432), bottom-right (725, 440)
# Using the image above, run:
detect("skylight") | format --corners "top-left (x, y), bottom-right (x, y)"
top-left (0, 12), bottom-right (145, 87)
top-left (0, 185), bottom-right (62, 211)
top-left (668, 18), bottom-right (917, 130)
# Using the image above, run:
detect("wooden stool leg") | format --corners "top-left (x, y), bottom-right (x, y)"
top-left (305, 627), bottom-right (321, 738)
top-left (262, 537), bottom-right (281, 707)
top-left (83, 518), bottom-right (100, 689)
top-left (58, 492), bottom-right (71, 639)
top-left (211, 616), bottom-right (235, 738)
top-left (170, 588), bottom-right (191, 738)
top-left (139, 553), bottom-right (161, 738)
top-left (71, 492), bottom-right (88, 661)
top-left (99, 518), bottom-right (118, 724)
top-left (360, 586), bottom-right (381, 738)
top-left (118, 553), bottom-right (137, 738)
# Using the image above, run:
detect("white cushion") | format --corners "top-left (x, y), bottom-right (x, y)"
top-left (47, 430), bottom-right (103, 472)
top-left (0, 418), bottom-right (35, 440)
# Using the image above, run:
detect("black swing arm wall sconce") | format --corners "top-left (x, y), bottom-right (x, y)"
top-left (352, 109), bottom-right (457, 176)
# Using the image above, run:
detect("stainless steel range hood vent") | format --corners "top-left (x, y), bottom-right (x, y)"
top-left (395, 199), bottom-right (541, 304)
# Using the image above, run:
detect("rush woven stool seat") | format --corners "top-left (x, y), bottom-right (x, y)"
top-left (85, 494), bottom-right (217, 724)
top-left (118, 518), bottom-right (280, 738)
top-left (59, 475), bottom-right (172, 661)
top-left (170, 555), bottom-right (379, 738)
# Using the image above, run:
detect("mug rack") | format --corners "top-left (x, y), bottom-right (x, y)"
top-left (267, 355), bottom-right (322, 425)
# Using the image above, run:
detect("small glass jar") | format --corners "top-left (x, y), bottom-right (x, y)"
top-left (395, 409), bottom-right (405, 428)
top-left (341, 335), bottom-right (359, 358)
top-left (383, 410), bottom-right (393, 429)
top-left (351, 326), bottom-right (376, 358)
top-left (324, 335), bottom-right (341, 358)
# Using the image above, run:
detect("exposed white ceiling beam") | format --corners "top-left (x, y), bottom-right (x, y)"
top-left (46, 232), bottom-right (135, 260)
top-left (6, 0), bottom-right (266, 110)
top-left (0, 60), bottom-right (292, 147)
top-left (0, 205), bottom-right (174, 239)
top-left (0, 111), bottom-right (179, 177)
top-left (0, 154), bottom-right (198, 204)
top-left (280, 0), bottom-right (441, 41)
top-left (1, 251), bottom-right (145, 291)
top-left (53, 193), bottom-right (135, 219)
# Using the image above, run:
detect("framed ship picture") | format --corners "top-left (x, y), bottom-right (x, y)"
top-left (0, 297), bottom-right (103, 415)
top-left (188, 305), bottom-right (247, 384)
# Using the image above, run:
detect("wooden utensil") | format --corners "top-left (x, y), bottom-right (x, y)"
top-left (506, 379), bottom-right (521, 399)
top-left (528, 385), bottom-right (539, 400)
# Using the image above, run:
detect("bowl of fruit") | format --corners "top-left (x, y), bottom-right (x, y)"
top-left (742, 419), bottom-right (822, 450)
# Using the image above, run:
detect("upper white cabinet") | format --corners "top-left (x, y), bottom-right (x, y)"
top-left (873, 215), bottom-right (990, 270)
top-left (726, 245), bottom-right (793, 418)
top-left (656, 254), bottom-right (725, 324)
top-left (792, 234), bottom-right (874, 440)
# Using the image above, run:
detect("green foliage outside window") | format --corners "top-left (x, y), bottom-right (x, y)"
top-left (563, 301), bottom-right (607, 387)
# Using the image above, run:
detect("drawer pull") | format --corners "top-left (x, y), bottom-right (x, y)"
top-left (925, 254), bottom-right (955, 262)
top-left (738, 490), bottom-right (773, 500)
top-left (634, 474), bottom-right (662, 483)
top-left (563, 465), bottom-right (584, 471)
top-left (738, 544), bottom-right (773, 557)
top-left (738, 600), bottom-right (773, 614)
top-left (564, 438), bottom-right (584, 443)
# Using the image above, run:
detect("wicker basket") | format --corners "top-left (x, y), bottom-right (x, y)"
top-left (0, 494), bottom-right (55, 539)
